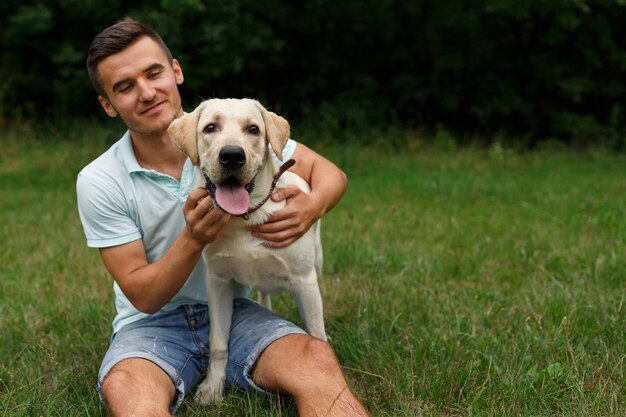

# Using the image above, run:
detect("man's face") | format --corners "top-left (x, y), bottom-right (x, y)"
top-left (96, 36), bottom-right (184, 137)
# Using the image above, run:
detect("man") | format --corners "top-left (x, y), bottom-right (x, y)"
top-left (77, 17), bottom-right (369, 417)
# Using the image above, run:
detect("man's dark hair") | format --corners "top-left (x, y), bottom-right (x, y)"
top-left (86, 17), bottom-right (173, 98)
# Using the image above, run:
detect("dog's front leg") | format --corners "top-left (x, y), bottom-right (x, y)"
top-left (293, 277), bottom-right (327, 341)
top-left (194, 278), bottom-right (234, 404)
top-left (258, 291), bottom-right (272, 310)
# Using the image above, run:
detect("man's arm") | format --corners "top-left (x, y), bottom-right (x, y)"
top-left (250, 143), bottom-right (347, 248)
top-left (99, 189), bottom-right (230, 313)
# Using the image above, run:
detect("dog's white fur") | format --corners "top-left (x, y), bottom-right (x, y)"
top-left (168, 98), bottom-right (326, 404)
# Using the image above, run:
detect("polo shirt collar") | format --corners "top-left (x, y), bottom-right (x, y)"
top-left (119, 131), bottom-right (144, 174)
top-left (117, 130), bottom-right (196, 190)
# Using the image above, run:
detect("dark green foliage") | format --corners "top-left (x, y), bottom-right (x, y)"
top-left (1, 0), bottom-right (626, 146)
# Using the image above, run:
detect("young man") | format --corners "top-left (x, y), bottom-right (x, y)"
top-left (77, 18), bottom-right (369, 417)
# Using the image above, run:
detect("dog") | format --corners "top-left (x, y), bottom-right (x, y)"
top-left (168, 98), bottom-right (326, 403)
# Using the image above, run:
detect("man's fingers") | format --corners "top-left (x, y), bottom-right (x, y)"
top-left (263, 237), bottom-right (297, 249)
top-left (190, 186), bottom-right (209, 202)
top-left (184, 188), bottom-right (232, 241)
top-left (184, 187), bottom-right (209, 210)
top-left (270, 186), bottom-right (301, 202)
top-left (197, 195), bottom-right (215, 212)
top-left (251, 216), bottom-right (292, 234)
top-left (252, 221), bottom-right (304, 246)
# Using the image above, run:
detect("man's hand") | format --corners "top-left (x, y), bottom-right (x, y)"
top-left (250, 186), bottom-right (322, 249)
top-left (250, 142), bottom-right (347, 249)
top-left (184, 187), bottom-right (231, 247)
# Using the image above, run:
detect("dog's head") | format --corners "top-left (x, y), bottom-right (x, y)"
top-left (168, 98), bottom-right (290, 215)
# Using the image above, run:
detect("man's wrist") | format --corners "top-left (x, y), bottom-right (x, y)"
top-left (309, 191), bottom-right (329, 219)
top-left (180, 228), bottom-right (207, 253)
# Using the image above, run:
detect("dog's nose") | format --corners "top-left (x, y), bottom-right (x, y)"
top-left (219, 145), bottom-right (246, 170)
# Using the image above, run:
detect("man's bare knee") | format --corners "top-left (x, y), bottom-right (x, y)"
top-left (254, 335), bottom-right (369, 416)
top-left (288, 337), bottom-right (347, 396)
top-left (303, 338), bottom-right (343, 377)
top-left (293, 338), bottom-right (369, 416)
top-left (101, 365), bottom-right (136, 402)
top-left (101, 359), bottom-right (176, 417)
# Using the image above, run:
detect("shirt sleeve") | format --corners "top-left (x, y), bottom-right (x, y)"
top-left (76, 173), bottom-right (142, 248)
top-left (270, 138), bottom-right (297, 167)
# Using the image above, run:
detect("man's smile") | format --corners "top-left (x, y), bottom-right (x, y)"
top-left (140, 100), bottom-right (166, 115)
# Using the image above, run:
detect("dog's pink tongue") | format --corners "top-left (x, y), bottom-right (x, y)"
top-left (216, 183), bottom-right (249, 215)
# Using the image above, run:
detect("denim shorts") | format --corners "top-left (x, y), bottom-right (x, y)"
top-left (96, 298), bottom-right (306, 412)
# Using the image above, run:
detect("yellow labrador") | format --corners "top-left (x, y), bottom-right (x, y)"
top-left (168, 98), bottom-right (326, 403)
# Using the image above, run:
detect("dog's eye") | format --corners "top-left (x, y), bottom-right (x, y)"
top-left (203, 123), bottom-right (217, 134)
top-left (247, 125), bottom-right (260, 135)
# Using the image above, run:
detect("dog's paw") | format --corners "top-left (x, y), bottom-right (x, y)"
top-left (194, 375), bottom-right (225, 404)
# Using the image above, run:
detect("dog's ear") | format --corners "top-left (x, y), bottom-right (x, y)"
top-left (168, 106), bottom-right (202, 165)
top-left (254, 102), bottom-right (290, 161)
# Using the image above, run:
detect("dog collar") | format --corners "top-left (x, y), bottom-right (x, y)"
top-left (204, 159), bottom-right (296, 220)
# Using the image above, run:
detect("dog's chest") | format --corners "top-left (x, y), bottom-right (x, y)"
top-left (203, 225), bottom-right (311, 293)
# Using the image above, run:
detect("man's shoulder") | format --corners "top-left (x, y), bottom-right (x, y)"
top-left (78, 136), bottom-right (128, 183)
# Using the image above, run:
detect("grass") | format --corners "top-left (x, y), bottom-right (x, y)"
top-left (1, 126), bottom-right (626, 416)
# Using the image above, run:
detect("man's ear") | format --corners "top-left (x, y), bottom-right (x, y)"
top-left (254, 101), bottom-right (290, 161)
top-left (98, 96), bottom-right (118, 118)
top-left (168, 105), bottom-right (202, 165)
top-left (172, 59), bottom-right (184, 85)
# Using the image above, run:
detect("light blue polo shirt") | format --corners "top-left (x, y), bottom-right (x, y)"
top-left (76, 130), bottom-right (296, 333)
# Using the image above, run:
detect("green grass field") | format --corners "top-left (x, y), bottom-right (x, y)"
top-left (1, 128), bottom-right (625, 416)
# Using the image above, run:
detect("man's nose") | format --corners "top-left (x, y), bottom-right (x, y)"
top-left (137, 79), bottom-right (156, 102)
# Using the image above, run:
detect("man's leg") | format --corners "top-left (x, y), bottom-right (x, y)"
top-left (100, 358), bottom-right (177, 417)
top-left (253, 334), bottom-right (369, 417)
top-left (96, 305), bottom-right (211, 416)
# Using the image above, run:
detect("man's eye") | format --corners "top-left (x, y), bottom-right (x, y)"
top-left (203, 123), bottom-right (217, 134)
top-left (148, 71), bottom-right (162, 79)
top-left (119, 85), bottom-right (132, 93)
top-left (247, 125), bottom-right (260, 135)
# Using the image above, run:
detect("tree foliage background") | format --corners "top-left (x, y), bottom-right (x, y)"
top-left (1, 0), bottom-right (626, 146)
